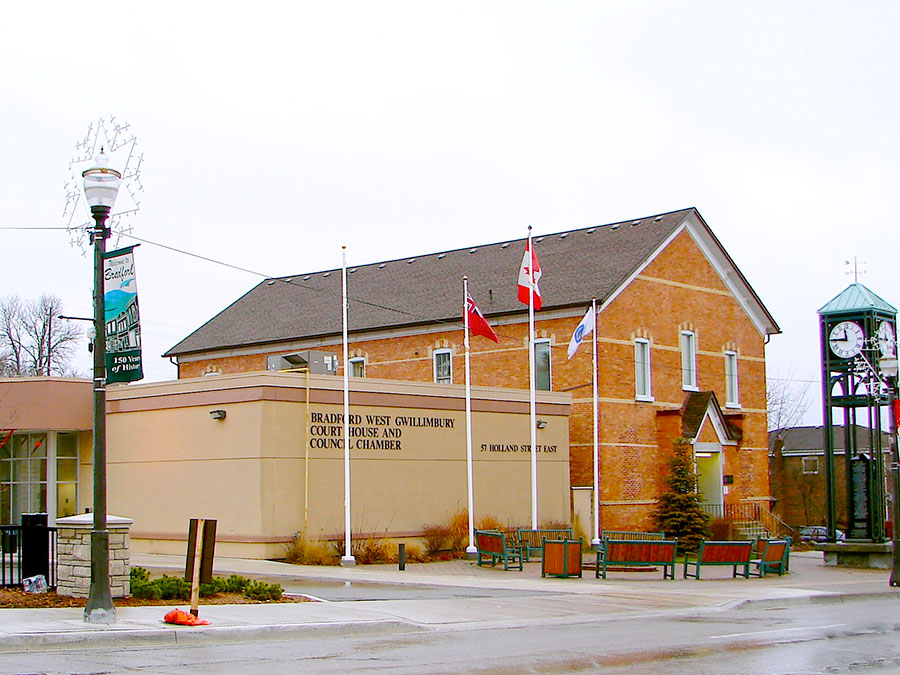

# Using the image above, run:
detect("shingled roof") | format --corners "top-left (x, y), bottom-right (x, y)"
top-left (166, 207), bottom-right (779, 358)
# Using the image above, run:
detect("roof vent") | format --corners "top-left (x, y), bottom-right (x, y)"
top-left (654, 215), bottom-right (664, 222)
top-left (611, 224), bottom-right (620, 230)
top-left (500, 243), bottom-right (510, 249)
top-left (266, 280), bottom-right (276, 286)
top-left (587, 228), bottom-right (596, 234)
top-left (535, 237), bottom-right (544, 243)
top-left (284, 278), bottom-right (293, 283)
top-left (302, 275), bottom-right (310, 281)
top-left (407, 259), bottom-right (416, 264)
top-left (437, 253), bottom-right (446, 259)
top-left (560, 233), bottom-right (568, 239)
top-left (323, 272), bottom-right (331, 278)
top-left (631, 220), bottom-right (641, 226)
top-left (469, 248), bottom-right (477, 254)
top-left (378, 263), bottom-right (387, 269)
top-left (350, 268), bottom-right (357, 273)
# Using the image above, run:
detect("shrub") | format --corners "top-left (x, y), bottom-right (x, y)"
top-left (224, 574), bottom-right (250, 593)
top-left (284, 533), bottom-right (340, 566)
top-left (476, 514), bottom-right (502, 531)
top-left (709, 517), bottom-right (733, 540)
top-left (448, 510), bottom-right (469, 552)
top-left (353, 536), bottom-right (390, 564)
top-left (243, 580), bottom-right (283, 602)
top-left (129, 568), bottom-right (191, 600)
top-left (422, 524), bottom-right (451, 556)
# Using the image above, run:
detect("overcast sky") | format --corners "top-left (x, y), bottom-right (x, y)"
top-left (2, 1), bottom-right (898, 425)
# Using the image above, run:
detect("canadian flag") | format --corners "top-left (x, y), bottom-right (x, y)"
top-left (466, 292), bottom-right (499, 343)
top-left (517, 239), bottom-right (542, 310)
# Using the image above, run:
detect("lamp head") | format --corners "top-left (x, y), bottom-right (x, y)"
top-left (82, 148), bottom-right (122, 209)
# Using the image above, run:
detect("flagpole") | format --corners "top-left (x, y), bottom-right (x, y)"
top-left (463, 277), bottom-right (477, 555)
top-left (591, 297), bottom-right (601, 547)
top-left (527, 226), bottom-right (538, 530)
top-left (340, 246), bottom-right (355, 566)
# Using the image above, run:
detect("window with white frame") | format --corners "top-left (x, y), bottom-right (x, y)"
top-left (724, 351), bottom-right (739, 407)
top-left (634, 339), bottom-right (652, 400)
top-left (802, 456), bottom-right (819, 474)
top-left (433, 349), bottom-right (452, 384)
top-left (349, 357), bottom-right (366, 378)
top-left (680, 330), bottom-right (697, 390)
top-left (534, 339), bottom-right (551, 391)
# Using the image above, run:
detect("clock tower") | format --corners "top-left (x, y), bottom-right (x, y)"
top-left (819, 283), bottom-right (897, 542)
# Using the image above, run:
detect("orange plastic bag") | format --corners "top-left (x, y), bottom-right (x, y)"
top-left (164, 608), bottom-right (210, 626)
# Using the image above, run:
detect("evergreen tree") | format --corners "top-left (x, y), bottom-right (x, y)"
top-left (653, 438), bottom-right (711, 553)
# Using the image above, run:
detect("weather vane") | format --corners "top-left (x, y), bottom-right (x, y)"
top-left (844, 257), bottom-right (867, 283)
top-left (63, 116), bottom-right (143, 251)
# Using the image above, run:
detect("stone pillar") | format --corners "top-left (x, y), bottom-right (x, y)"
top-left (56, 514), bottom-right (133, 598)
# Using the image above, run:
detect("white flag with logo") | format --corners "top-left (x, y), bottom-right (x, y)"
top-left (566, 306), bottom-right (595, 360)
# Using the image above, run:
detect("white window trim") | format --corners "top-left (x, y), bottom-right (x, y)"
top-left (724, 350), bottom-right (740, 408)
top-left (681, 330), bottom-right (698, 391)
top-left (349, 357), bottom-right (366, 378)
top-left (534, 338), bottom-right (552, 391)
top-left (802, 456), bottom-right (819, 475)
top-left (634, 338), bottom-right (654, 402)
top-left (433, 348), bottom-right (452, 384)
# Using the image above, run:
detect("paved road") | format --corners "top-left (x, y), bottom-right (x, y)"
top-left (2, 595), bottom-right (898, 673)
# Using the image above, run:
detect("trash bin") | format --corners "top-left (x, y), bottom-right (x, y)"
top-left (21, 513), bottom-right (49, 581)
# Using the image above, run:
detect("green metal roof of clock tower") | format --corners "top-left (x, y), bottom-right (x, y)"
top-left (818, 283), bottom-right (897, 316)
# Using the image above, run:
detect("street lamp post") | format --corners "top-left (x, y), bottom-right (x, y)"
top-left (82, 150), bottom-right (121, 624)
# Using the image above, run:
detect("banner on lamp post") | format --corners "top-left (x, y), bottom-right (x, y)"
top-left (103, 245), bottom-right (143, 383)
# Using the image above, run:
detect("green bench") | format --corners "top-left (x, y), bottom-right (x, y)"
top-left (474, 529), bottom-right (522, 571)
top-left (596, 538), bottom-right (678, 579)
top-left (750, 538), bottom-right (790, 576)
top-left (683, 540), bottom-right (754, 579)
top-left (517, 528), bottom-right (574, 562)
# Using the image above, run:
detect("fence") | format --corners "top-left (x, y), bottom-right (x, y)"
top-left (0, 521), bottom-right (59, 589)
top-left (701, 502), bottom-right (794, 539)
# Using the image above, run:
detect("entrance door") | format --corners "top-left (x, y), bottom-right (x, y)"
top-left (694, 442), bottom-right (723, 509)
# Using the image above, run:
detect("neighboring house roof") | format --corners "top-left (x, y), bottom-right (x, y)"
top-left (769, 425), bottom-right (892, 455)
top-left (818, 283), bottom-right (898, 316)
top-left (166, 207), bottom-right (780, 358)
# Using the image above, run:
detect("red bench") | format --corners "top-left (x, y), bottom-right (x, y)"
top-left (474, 529), bottom-right (522, 571)
top-left (683, 540), bottom-right (753, 579)
top-left (595, 539), bottom-right (678, 580)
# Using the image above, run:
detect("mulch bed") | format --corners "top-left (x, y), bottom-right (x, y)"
top-left (0, 589), bottom-right (311, 609)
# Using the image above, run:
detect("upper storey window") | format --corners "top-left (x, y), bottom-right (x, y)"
top-left (681, 330), bottom-right (698, 391)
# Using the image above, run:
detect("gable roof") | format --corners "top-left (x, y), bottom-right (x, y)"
top-left (681, 391), bottom-right (742, 443)
top-left (166, 207), bottom-right (779, 358)
top-left (818, 283), bottom-right (898, 316)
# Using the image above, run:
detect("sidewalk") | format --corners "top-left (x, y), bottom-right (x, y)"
top-left (0, 551), bottom-right (897, 651)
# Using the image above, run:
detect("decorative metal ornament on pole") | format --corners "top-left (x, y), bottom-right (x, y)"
top-left (82, 150), bottom-right (121, 624)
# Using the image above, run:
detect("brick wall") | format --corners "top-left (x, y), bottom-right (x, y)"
top-left (180, 229), bottom-right (770, 530)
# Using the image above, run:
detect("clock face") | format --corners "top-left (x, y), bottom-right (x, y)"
top-left (877, 320), bottom-right (896, 358)
top-left (829, 321), bottom-right (864, 359)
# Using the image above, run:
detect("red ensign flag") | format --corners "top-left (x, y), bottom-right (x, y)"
top-left (517, 240), bottom-right (543, 310)
top-left (466, 292), bottom-right (499, 343)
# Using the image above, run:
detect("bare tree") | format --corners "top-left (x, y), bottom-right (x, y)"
top-left (767, 367), bottom-right (813, 431)
top-left (0, 294), bottom-right (81, 377)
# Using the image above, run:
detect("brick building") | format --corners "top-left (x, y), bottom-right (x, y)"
top-left (167, 208), bottom-right (779, 533)
top-left (769, 425), bottom-right (892, 531)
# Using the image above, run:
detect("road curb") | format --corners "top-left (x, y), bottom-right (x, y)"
top-left (728, 588), bottom-right (900, 610)
top-left (0, 619), bottom-right (424, 652)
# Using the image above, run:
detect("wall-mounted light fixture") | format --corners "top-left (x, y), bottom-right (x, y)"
top-left (536, 419), bottom-right (547, 429)
top-left (209, 410), bottom-right (227, 421)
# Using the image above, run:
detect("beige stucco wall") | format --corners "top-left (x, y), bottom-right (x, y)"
top-left (106, 372), bottom-right (570, 559)
top-left (0, 378), bottom-right (92, 431)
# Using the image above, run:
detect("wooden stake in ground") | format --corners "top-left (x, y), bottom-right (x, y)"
top-left (189, 518), bottom-right (205, 617)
